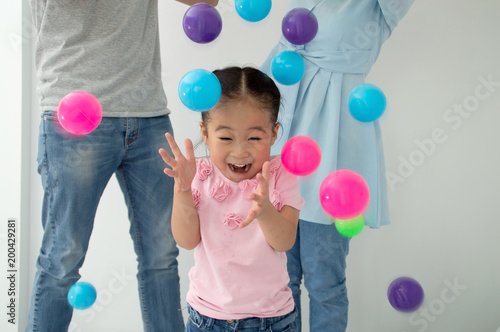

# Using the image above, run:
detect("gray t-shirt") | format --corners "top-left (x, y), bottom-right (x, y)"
top-left (30, 0), bottom-right (169, 117)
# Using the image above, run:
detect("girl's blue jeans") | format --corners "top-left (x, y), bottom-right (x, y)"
top-left (287, 219), bottom-right (351, 332)
top-left (186, 304), bottom-right (297, 332)
top-left (26, 112), bottom-right (183, 331)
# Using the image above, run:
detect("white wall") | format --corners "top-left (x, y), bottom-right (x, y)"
top-left (348, 1), bottom-right (500, 331)
top-left (10, 0), bottom-right (500, 331)
top-left (0, 1), bottom-right (32, 331)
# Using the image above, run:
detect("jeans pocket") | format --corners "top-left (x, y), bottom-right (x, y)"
top-left (187, 305), bottom-right (204, 328)
top-left (37, 112), bottom-right (56, 176)
top-left (42, 110), bottom-right (58, 122)
top-left (269, 308), bottom-right (298, 332)
top-left (270, 322), bottom-right (295, 332)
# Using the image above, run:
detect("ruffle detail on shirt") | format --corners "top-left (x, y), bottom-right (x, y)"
top-left (192, 188), bottom-right (201, 208)
top-left (197, 159), bottom-right (213, 181)
top-left (239, 179), bottom-right (259, 200)
top-left (271, 189), bottom-right (283, 211)
top-left (223, 213), bottom-right (243, 230)
top-left (269, 157), bottom-right (281, 177)
top-left (209, 179), bottom-right (232, 202)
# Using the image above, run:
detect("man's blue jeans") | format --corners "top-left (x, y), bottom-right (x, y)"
top-left (287, 219), bottom-right (351, 332)
top-left (26, 112), bottom-right (184, 331)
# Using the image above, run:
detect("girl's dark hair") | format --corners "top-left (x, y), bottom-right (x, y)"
top-left (201, 66), bottom-right (281, 127)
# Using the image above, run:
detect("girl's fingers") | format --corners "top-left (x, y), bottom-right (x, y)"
top-left (249, 193), bottom-right (263, 203)
top-left (165, 132), bottom-right (184, 159)
top-left (256, 174), bottom-right (266, 189)
top-left (184, 138), bottom-right (195, 161)
top-left (255, 172), bottom-right (270, 198)
top-left (239, 162), bottom-right (275, 230)
top-left (161, 134), bottom-right (195, 193)
top-left (163, 167), bottom-right (176, 178)
top-left (240, 212), bottom-right (256, 229)
top-left (159, 148), bottom-right (176, 167)
top-left (261, 161), bottom-right (271, 181)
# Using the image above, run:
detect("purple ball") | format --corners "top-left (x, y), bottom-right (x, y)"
top-left (281, 8), bottom-right (318, 45)
top-left (183, 3), bottom-right (222, 44)
top-left (387, 277), bottom-right (424, 313)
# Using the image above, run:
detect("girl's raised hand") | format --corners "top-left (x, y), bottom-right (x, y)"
top-left (159, 132), bottom-right (196, 193)
top-left (240, 161), bottom-right (274, 228)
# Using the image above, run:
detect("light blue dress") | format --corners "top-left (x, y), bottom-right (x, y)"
top-left (262, 0), bottom-right (414, 228)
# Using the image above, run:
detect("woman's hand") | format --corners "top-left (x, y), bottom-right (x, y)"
top-left (159, 133), bottom-right (196, 193)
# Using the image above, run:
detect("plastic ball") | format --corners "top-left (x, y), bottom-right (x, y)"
top-left (387, 277), bottom-right (425, 313)
top-left (271, 51), bottom-right (305, 85)
top-left (282, 8), bottom-right (318, 45)
top-left (57, 91), bottom-right (102, 136)
top-left (68, 281), bottom-right (97, 310)
top-left (183, 3), bottom-right (222, 44)
top-left (178, 69), bottom-right (222, 112)
top-left (319, 170), bottom-right (370, 220)
top-left (348, 83), bottom-right (387, 122)
top-left (235, 0), bottom-right (272, 22)
top-left (335, 214), bottom-right (365, 237)
top-left (281, 136), bottom-right (321, 176)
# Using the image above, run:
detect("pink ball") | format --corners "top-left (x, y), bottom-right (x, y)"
top-left (57, 91), bottom-right (102, 135)
top-left (281, 136), bottom-right (321, 176)
top-left (319, 170), bottom-right (370, 219)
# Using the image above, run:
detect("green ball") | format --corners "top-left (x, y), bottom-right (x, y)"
top-left (335, 214), bottom-right (365, 237)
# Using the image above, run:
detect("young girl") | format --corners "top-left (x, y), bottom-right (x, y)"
top-left (159, 66), bottom-right (304, 332)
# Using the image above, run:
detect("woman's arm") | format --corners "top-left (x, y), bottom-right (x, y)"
top-left (159, 133), bottom-right (201, 250)
top-left (239, 162), bottom-right (300, 252)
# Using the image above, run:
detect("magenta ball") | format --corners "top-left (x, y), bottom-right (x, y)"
top-left (183, 3), bottom-right (222, 44)
top-left (319, 170), bottom-right (370, 219)
top-left (387, 277), bottom-right (424, 313)
top-left (281, 136), bottom-right (321, 176)
top-left (281, 8), bottom-right (318, 45)
top-left (57, 91), bottom-right (102, 135)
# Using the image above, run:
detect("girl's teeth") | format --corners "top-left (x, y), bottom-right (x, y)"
top-left (229, 164), bottom-right (251, 172)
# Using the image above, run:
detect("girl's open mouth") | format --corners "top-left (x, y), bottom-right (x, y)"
top-left (229, 163), bottom-right (251, 173)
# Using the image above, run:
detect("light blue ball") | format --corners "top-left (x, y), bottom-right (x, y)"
top-left (178, 69), bottom-right (222, 112)
top-left (271, 51), bottom-right (305, 86)
top-left (68, 282), bottom-right (97, 310)
top-left (235, 0), bottom-right (272, 22)
top-left (348, 83), bottom-right (387, 122)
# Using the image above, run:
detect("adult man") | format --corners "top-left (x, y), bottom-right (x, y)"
top-left (26, 1), bottom-right (218, 331)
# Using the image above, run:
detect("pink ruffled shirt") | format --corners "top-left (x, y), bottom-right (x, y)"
top-left (186, 156), bottom-right (305, 320)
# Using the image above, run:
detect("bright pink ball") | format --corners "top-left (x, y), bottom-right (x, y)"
top-left (319, 170), bottom-right (370, 219)
top-left (57, 91), bottom-right (102, 135)
top-left (281, 136), bottom-right (321, 176)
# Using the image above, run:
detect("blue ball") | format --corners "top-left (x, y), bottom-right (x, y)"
top-left (178, 69), bottom-right (222, 112)
top-left (271, 51), bottom-right (305, 86)
top-left (68, 282), bottom-right (97, 310)
top-left (348, 83), bottom-right (387, 122)
top-left (235, 0), bottom-right (272, 22)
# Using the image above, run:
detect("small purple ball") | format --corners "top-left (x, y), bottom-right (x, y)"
top-left (387, 277), bottom-right (424, 313)
top-left (183, 3), bottom-right (222, 44)
top-left (282, 8), bottom-right (318, 45)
